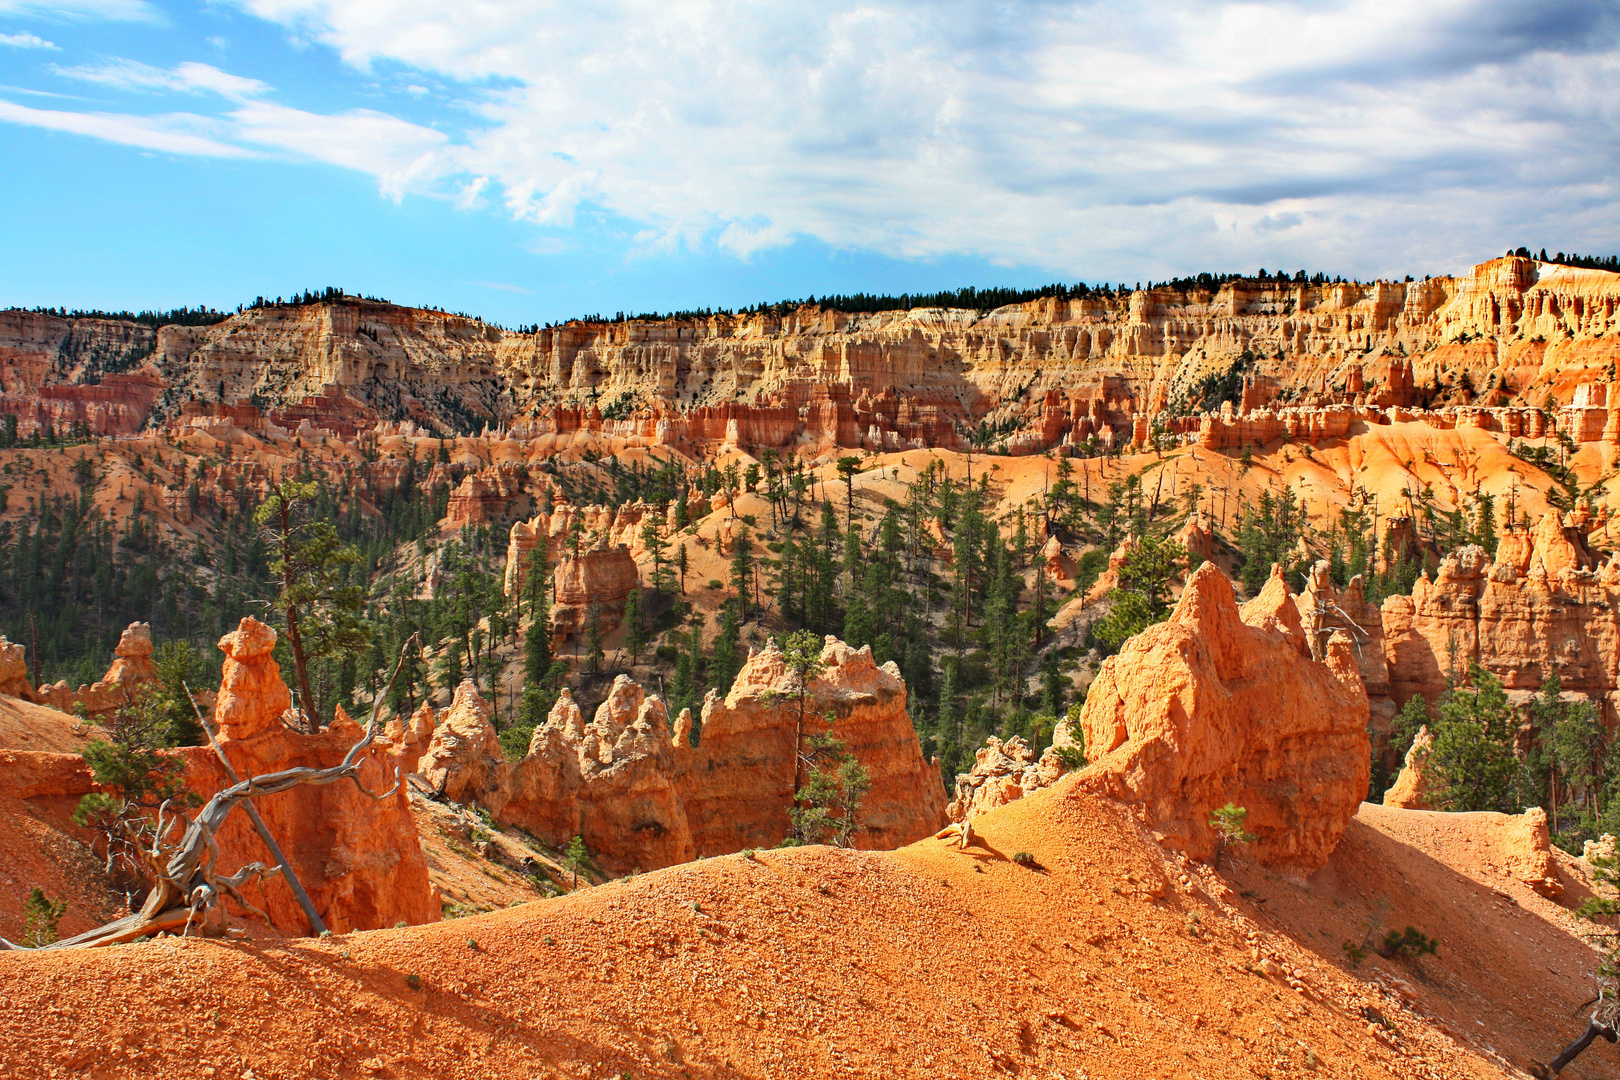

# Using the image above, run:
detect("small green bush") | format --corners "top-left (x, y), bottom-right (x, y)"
top-left (1053, 746), bottom-right (1086, 772)
top-left (21, 888), bottom-right (68, 947)
top-left (1380, 926), bottom-right (1438, 960)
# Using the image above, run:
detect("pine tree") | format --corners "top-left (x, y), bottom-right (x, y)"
top-left (729, 524), bottom-right (755, 620)
top-left (709, 604), bottom-right (742, 695)
top-left (584, 599), bottom-right (604, 675)
top-left (624, 587), bottom-right (647, 663)
top-left (1428, 663), bottom-right (1530, 813)
top-left (254, 480), bottom-right (371, 730)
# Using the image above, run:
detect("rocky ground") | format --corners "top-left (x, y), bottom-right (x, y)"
top-left (0, 777), bottom-right (1609, 1080)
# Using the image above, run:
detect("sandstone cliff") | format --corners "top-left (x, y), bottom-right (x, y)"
top-left (4, 256), bottom-right (1616, 446)
top-left (1379, 522), bottom-right (1620, 722)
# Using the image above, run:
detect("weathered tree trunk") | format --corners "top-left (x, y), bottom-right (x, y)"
top-left (1545, 1020), bottom-right (1617, 1075)
top-left (285, 600), bottom-right (318, 734)
top-left (1, 635), bottom-right (419, 952)
top-left (186, 684), bottom-right (327, 937)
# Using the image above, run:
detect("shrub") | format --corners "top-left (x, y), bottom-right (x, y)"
top-left (1208, 802), bottom-right (1256, 870)
top-left (707, 579), bottom-right (724, 590)
top-left (1012, 851), bottom-right (1037, 867)
top-left (1053, 745), bottom-right (1086, 772)
top-left (1380, 926), bottom-right (1438, 960)
top-left (21, 888), bottom-right (68, 947)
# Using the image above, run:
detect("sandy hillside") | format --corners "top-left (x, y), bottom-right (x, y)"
top-left (1, 773), bottom-right (1610, 1080)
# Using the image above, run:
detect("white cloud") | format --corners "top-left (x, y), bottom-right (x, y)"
top-left (206, 0), bottom-right (1620, 276)
top-left (0, 31), bottom-right (56, 48)
top-left (6, 58), bottom-right (449, 191)
top-left (55, 59), bottom-right (269, 99)
top-left (0, 0), bottom-right (157, 21)
top-left (9, 1), bottom-right (1620, 276)
top-left (0, 97), bottom-right (250, 156)
top-left (225, 99), bottom-right (451, 196)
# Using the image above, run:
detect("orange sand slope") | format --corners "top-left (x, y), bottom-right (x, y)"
top-left (0, 779), bottom-right (1609, 1080)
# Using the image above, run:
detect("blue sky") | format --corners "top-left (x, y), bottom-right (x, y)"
top-left (1, 0), bottom-right (1617, 326)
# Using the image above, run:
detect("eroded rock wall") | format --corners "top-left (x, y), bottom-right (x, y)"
top-left (426, 637), bottom-right (946, 875)
top-left (1378, 523), bottom-right (1620, 722)
top-left (5, 256), bottom-right (1617, 442)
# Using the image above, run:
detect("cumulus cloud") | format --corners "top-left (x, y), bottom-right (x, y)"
top-left (7, 0), bottom-right (1620, 276)
top-left (209, 0), bottom-right (1620, 276)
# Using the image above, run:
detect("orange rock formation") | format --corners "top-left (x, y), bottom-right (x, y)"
top-left (1380, 527), bottom-right (1620, 721)
top-left (422, 637), bottom-right (947, 874)
top-left (184, 618), bottom-right (439, 932)
top-left (33, 622), bottom-right (158, 716)
top-left (549, 542), bottom-right (640, 645)
top-left (1382, 725), bottom-right (1435, 809)
top-left (1076, 562), bottom-right (1371, 872)
top-left (945, 735), bottom-right (1064, 822)
top-left (6, 256), bottom-right (1618, 453)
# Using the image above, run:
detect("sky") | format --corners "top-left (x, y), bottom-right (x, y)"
top-left (0, 0), bottom-right (1616, 326)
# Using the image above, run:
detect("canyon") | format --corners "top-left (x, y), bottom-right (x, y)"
top-left (1, 253), bottom-right (1620, 1077)
top-left (2, 256), bottom-right (1617, 454)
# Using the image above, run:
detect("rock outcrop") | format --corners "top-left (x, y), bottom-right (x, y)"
top-left (550, 542), bottom-right (640, 645)
top-left (184, 618), bottom-right (439, 932)
top-left (1382, 726), bottom-right (1435, 810)
top-left (1380, 527), bottom-right (1620, 723)
top-left (33, 622), bottom-right (159, 716)
top-left (424, 636), bottom-right (947, 875)
top-left (946, 736), bottom-right (1065, 822)
top-left (675, 637), bottom-right (948, 859)
top-left (505, 680), bottom-right (693, 873)
top-left (1501, 807), bottom-right (1562, 898)
top-left (0, 636), bottom-right (33, 701)
top-left (419, 680), bottom-right (509, 807)
top-left (1076, 562), bottom-right (1371, 872)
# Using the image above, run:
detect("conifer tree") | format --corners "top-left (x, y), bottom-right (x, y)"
top-left (254, 480), bottom-right (370, 730)
top-left (729, 524), bottom-right (755, 620)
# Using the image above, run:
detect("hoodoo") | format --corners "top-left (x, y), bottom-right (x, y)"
top-left (418, 635), bottom-right (947, 874)
top-left (1076, 562), bottom-right (1371, 872)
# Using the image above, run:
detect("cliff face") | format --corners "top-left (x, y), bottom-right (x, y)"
top-left (676, 636), bottom-right (949, 858)
top-left (1379, 523), bottom-right (1620, 722)
top-left (3, 257), bottom-right (1615, 439)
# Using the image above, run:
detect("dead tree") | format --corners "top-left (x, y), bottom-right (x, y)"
top-left (1, 635), bottom-right (420, 952)
top-left (1538, 980), bottom-right (1620, 1077)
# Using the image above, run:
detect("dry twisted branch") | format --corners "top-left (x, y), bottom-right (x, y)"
top-left (1, 633), bottom-right (421, 952)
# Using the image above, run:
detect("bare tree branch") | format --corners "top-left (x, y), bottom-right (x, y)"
top-left (1, 634), bottom-right (422, 952)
